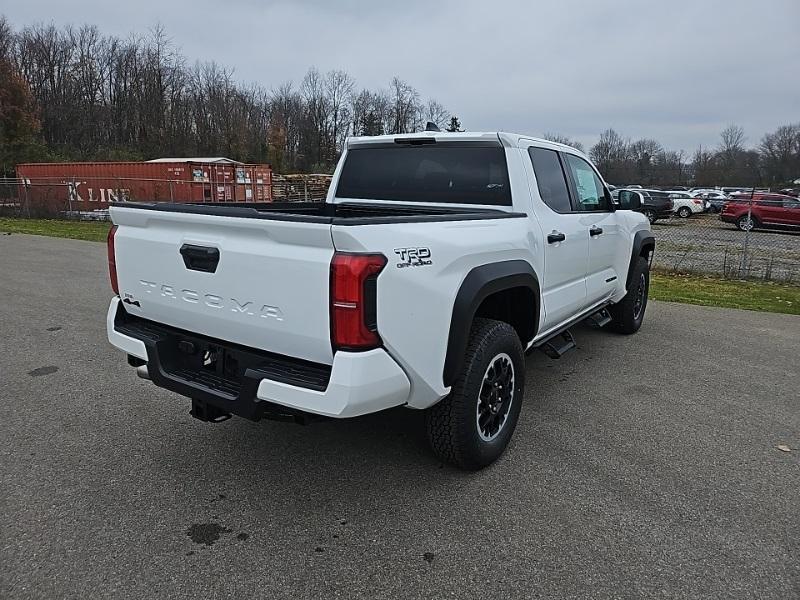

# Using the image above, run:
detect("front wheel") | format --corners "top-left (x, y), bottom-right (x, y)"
top-left (643, 209), bottom-right (656, 224)
top-left (609, 256), bottom-right (649, 334)
top-left (426, 318), bottom-right (524, 470)
top-left (737, 214), bottom-right (757, 231)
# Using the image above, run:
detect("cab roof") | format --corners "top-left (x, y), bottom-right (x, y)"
top-left (346, 131), bottom-right (585, 155)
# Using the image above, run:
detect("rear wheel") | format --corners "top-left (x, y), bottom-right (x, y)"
top-left (609, 256), bottom-right (649, 334)
top-left (643, 209), bottom-right (656, 224)
top-left (677, 206), bottom-right (692, 218)
top-left (426, 318), bottom-right (524, 470)
top-left (737, 214), bottom-right (757, 231)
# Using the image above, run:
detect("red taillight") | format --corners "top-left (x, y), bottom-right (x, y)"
top-left (692, 200), bottom-right (702, 205)
top-left (330, 252), bottom-right (387, 351)
top-left (107, 224), bottom-right (119, 295)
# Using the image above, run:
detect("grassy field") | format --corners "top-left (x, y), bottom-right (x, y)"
top-left (650, 271), bottom-right (799, 315)
top-left (2, 217), bottom-right (798, 315)
top-left (0, 217), bottom-right (111, 242)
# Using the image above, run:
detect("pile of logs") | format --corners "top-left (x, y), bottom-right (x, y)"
top-left (272, 174), bottom-right (332, 202)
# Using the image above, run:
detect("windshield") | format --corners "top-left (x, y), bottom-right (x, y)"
top-left (335, 143), bottom-right (512, 205)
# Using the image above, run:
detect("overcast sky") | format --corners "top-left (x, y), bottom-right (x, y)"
top-left (4, 0), bottom-right (798, 153)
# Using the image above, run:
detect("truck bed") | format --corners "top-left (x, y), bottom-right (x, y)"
top-left (114, 201), bottom-right (526, 225)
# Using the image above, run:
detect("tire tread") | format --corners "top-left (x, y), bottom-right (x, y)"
top-left (426, 318), bottom-right (523, 470)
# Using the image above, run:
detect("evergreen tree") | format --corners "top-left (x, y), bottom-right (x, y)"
top-left (445, 116), bottom-right (463, 132)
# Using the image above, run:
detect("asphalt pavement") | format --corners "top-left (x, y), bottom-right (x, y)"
top-left (1, 233), bottom-right (798, 599)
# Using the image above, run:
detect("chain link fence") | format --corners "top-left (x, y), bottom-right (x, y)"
top-left (4, 174), bottom-right (798, 284)
top-left (0, 174), bottom-right (333, 221)
top-left (651, 199), bottom-right (800, 284)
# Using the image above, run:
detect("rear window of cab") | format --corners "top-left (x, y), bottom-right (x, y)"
top-left (335, 143), bottom-right (512, 205)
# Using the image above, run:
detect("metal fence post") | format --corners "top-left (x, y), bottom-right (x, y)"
top-left (23, 178), bottom-right (31, 218)
top-left (738, 187), bottom-right (755, 278)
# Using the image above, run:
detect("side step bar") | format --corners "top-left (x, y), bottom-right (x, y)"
top-left (587, 308), bottom-right (612, 328)
top-left (539, 330), bottom-right (576, 359)
top-left (532, 306), bottom-right (614, 360)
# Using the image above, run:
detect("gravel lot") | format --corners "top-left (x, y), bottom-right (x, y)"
top-left (652, 214), bottom-right (800, 281)
top-left (1, 234), bottom-right (799, 599)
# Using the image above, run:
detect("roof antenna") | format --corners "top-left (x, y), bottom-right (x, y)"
top-left (425, 121), bottom-right (441, 132)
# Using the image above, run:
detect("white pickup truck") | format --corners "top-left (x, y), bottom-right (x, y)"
top-left (106, 131), bottom-right (654, 470)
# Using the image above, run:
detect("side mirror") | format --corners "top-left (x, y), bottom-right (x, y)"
top-left (618, 190), bottom-right (642, 210)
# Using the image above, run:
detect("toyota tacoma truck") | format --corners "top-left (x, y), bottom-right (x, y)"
top-left (106, 131), bottom-right (654, 470)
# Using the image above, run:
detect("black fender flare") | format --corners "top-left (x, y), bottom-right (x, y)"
top-left (627, 230), bottom-right (656, 290)
top-left (442, 260), bottom-right (540, 387)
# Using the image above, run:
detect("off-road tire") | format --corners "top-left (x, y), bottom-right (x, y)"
top-left (609, 256), bottom-right (649, 334)
top-left (426, 318), bottom-right (524, 470)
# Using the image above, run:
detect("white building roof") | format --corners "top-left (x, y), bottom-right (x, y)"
top-left (146, 157), bottom-right (243, 164)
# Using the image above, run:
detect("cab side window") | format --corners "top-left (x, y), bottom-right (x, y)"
top-left (564, 154), bottom-right (611, 212)
top-left (528, 147), bottom-right (572, 213)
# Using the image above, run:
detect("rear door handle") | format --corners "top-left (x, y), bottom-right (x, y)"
top-left (589, 226), bottom-right (603, 236)
top-left (547, 231), bottom-right (566, 244)
top-left (180, 244), bottom-right (220, 273)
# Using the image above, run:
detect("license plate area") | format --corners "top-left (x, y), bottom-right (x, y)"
top-left (159, 337), bottom-right (247, 400)
top-left (115, 308), bottom-right (334, 407)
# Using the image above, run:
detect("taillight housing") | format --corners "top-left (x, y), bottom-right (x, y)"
top-left (107, 224), bottom-right (119, 295)
top-left (330, 252), bottom-right (387, 351)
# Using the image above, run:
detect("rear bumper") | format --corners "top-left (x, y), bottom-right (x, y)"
top-left (719, 213), bottom-right (737, 223)
top-left (106, 297), bottom-right (410, 419)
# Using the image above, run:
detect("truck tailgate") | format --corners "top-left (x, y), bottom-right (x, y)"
top-left (111, 206), bottom-right (335, 364)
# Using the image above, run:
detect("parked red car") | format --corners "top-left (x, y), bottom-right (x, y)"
top-left (720, 194), bottom-right (800, 231)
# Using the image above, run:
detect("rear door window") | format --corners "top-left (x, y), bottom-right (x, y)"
top-left (335, 143), bottom-right (511, 205)
top-left (528, 147), bottom-right (572, 213)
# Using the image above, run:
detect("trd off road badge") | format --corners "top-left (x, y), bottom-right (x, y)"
top-left (394, 247), bottom-right (432, 268)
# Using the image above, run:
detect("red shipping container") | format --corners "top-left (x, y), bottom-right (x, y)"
top-left (15, 159), bottom-right (272, 216)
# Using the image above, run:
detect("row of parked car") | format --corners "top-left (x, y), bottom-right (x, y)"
top-left (610, 187), bottom-right (701, 223)
top-left (609, 186), bottom-right (800, 231)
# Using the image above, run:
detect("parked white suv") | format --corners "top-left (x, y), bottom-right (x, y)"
top-left (106, 132), bottom-right (655, 469)
top-left (666, 191), bottom-right (706, 217)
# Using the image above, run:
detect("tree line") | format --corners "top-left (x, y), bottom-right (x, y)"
top-left (585, 125), bottom-right (800, 188)
top-left (1, 16), bottom-right (798, 187)
top-left (0, 17), bottom-right (461, 174)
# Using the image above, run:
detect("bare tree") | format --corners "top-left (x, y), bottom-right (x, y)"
top-left (542, 133), bottom-right (584, 152)
top-left (719, 124), bottom-right (746, 155)
top-left (717, 125), bottom-right (759, 185)
top-left (759, 124), bottom-right (800, 185)
top-left (629, 138), bottom-right (663, 185)
top-left (690, 146), bottom-right (716, 187)
top-left (351, 89), bottom-right (389, 137)
top-left (389, 76), bottom-right (420, 134)
top-left (0, 15), bottom-right (13, 59)
top-left (422, 99), bottom-right (449, 129)
top-left (325, 69), bottom-right (355, 158)
top-left (590, 129), bottom-right (631, 183)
